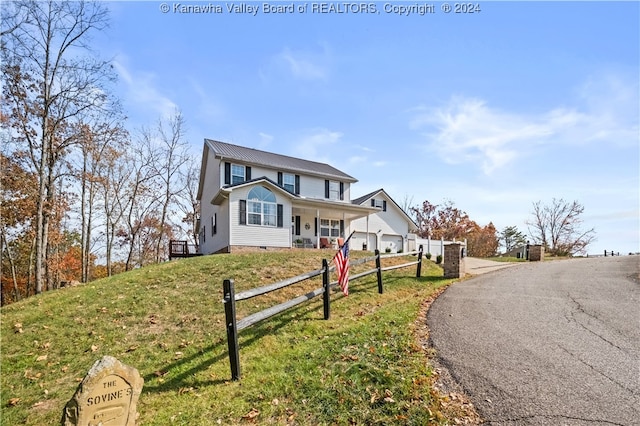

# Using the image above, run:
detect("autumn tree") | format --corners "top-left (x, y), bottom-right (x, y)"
top-left (526, 198), bottom-right (596, 256)
top-left (500, 225), bottom-right (527, 253)
top-left (0, 152), bottom-right (37, 303)
top-left (411, 200), bottom-right (475, 240)
top-left (1, 0), bottom-right (116, 293)
top-left (467, 222), bottom-right (499, 258)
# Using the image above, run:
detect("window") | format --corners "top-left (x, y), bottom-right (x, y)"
top-left (278, 172), bottom-right (299, 194)
top-left (325, 180), bottom-right (344, 200)
top-left (283, 173), bottom-right (295, 193)
top-left (320, 219), bottom-right (340, 237)
top-left (225, 162), bottom-right (251, 185)
top-left (231, 164), bottom-right (245, 185)
top-left (371, 198), bottom-right (387, 211)
top-left (329, 181), bottom-right (339, 200)
top-left (247, 186), bottom-right (277, 227)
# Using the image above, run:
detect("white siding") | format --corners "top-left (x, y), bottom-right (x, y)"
top-left (200, 154), bottom-right (230, 254)
top-left (351, 193), bottom-right (411, 252)
top-left (229, 185), bottom-right (292, 248)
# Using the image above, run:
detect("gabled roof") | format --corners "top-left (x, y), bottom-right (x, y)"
top-left (206, 139), bottom-right (357, 182)
top-left (210, 176), bottom-right (297, 205)
top-left (352, 188), bottom-right (418, 231)
top-left (351, 188), bottom-right (385, 206)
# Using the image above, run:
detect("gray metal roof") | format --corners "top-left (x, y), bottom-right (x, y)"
top-left (351, 188), bottom-right (384, 206)
top-left (205, 139), bottom-right (357, 182)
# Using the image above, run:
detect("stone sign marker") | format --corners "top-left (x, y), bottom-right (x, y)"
top-left (61, 356), bottom-right (143, 426)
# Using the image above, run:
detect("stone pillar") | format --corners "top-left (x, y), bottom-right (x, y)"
top-left (444, 243), bottom-right (465, 278)
top-left (529, 245), bottom-right (544, 261)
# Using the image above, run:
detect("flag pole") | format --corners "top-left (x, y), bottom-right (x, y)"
top-left (329, 230), bottom-right (356, 265)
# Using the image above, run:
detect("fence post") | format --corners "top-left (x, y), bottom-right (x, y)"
top-left (375, 249), bottom-right (383, 294)
top-left (322, 259), bottom-right (330, 320)
top-left (416, 244), bottom-right (423, 278)
top-left (223, 279), bottom-right (241, 381)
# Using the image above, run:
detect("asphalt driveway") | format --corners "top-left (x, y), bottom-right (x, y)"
top-left (428, 256), bottom-right (640, 425)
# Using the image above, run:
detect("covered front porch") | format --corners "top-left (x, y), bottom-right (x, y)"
top-left (290, 198), bottom-right (377, 250)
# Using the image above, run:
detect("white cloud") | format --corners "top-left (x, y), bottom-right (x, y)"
top-left (258, 132), bottom-right (274, 149)
top-left (264, 44), bottom-right (331, 81)
top-left (113, 59), bottom-right (178, 120)
top-left (291, 128), bottom-right (343, 162)
top-left (411, 73), bottom-right (639, 175)
top-left (411, 97), bottom-right (553, 174)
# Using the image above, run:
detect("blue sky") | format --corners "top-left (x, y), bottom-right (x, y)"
top-left (96, 1), bottom-right (639, 255)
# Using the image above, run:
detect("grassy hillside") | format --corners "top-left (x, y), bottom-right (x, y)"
top-left (1, 250), bottom-right (464, 425)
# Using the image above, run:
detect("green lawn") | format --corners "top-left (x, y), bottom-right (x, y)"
top-left (1, 250), bottom-right (462, 425)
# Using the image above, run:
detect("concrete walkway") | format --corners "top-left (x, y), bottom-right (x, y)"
top-left (464, 257), bottom-right (519, 275)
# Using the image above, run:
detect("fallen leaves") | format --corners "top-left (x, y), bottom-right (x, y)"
top-left (242, 408), bottom-right (260, 421)
top-left (7, 397), bottom-right (20, 407)
top-left (14, 323), bottom-right (23, 333)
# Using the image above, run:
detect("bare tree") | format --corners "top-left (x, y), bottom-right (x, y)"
top-left (76, 121), bottom-right (127, 281)
top-left (152, 111), bottom-right (189, 262)
top-left (175, 156), bottom-right (201, 250)
top-left (1, 0), bottom-right (115, 293)
top-left (117, 135), bottom-right (160, 270)
top-left (527, 198), bottom-right (596, 256)
top-left (398, 193), bottom-right (414, 217)
top-left (100, 143), bottom-right (129, 276)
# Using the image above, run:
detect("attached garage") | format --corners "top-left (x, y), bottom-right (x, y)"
top-left (381, 234), bottom-right (403, 253)
top-left (351, 232), bottom-right (377, 252)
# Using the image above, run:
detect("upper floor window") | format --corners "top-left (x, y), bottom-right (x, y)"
top-left (325, 180), bottom-right (343, 200)
top-left (247, 186), bottom-right (277, 226)
top-left (231, 164), bottom-right (245, 185)
top-left (278, 172), bottom-right (299, 194)
top-left (283, 173), bottom-right (295, 193)
top-left (371, 198), bottom-right (387, 211)
top-left (225, 162), bottom-right (251, 185)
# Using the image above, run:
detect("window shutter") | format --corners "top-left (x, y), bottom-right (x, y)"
top-left (314, 218), bottom-right (318, 236)
top-left (371, 199), bottom-right (375, 207)
top-left (295, 216), bottom-right (301, 235)
top-left (213, 213), bottom-right (217, 235)
top-left (295, 175), bottom-right (300, 195)
top-left (246, 166), bottom-right (251, 181)
top-left (224, 162), bottom-right (231, 185)
top-left (339, 182), bottom-right (344, 200)
top-left (239, 200), bottom-right (246, 225)
top-left (325, 180), bottom-right (329, 198)
top-left (203, 226), bottom-right (206, 243)
top-left (383, 200), bottom-right (387, 212)
top-left (277, 172), bottom-right (283, 186)
top-left (340, 220), bottom-right (344, 236)
top-left (277, 204), bottom-right (283, 228)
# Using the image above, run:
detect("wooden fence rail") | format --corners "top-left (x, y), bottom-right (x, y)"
top-left (223, 246), bottom-right (423, 380)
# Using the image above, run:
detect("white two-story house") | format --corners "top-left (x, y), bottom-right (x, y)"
top-left (196, 139), bottom-right (417, 254)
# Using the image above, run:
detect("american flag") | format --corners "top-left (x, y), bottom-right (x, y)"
top-left (334, 240), bottom-right (350, 296)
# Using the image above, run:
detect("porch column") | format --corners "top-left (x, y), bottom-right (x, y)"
top-left (366, 214), bottom-right (370, 251)
top-left (316, 209), bottom-right (320, 249)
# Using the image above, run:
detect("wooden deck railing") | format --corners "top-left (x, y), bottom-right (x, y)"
top-left (169, 240), bottom-right (201, 260)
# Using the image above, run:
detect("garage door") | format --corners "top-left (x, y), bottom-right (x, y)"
top-left (381, 235), bottom-right (403, 253)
